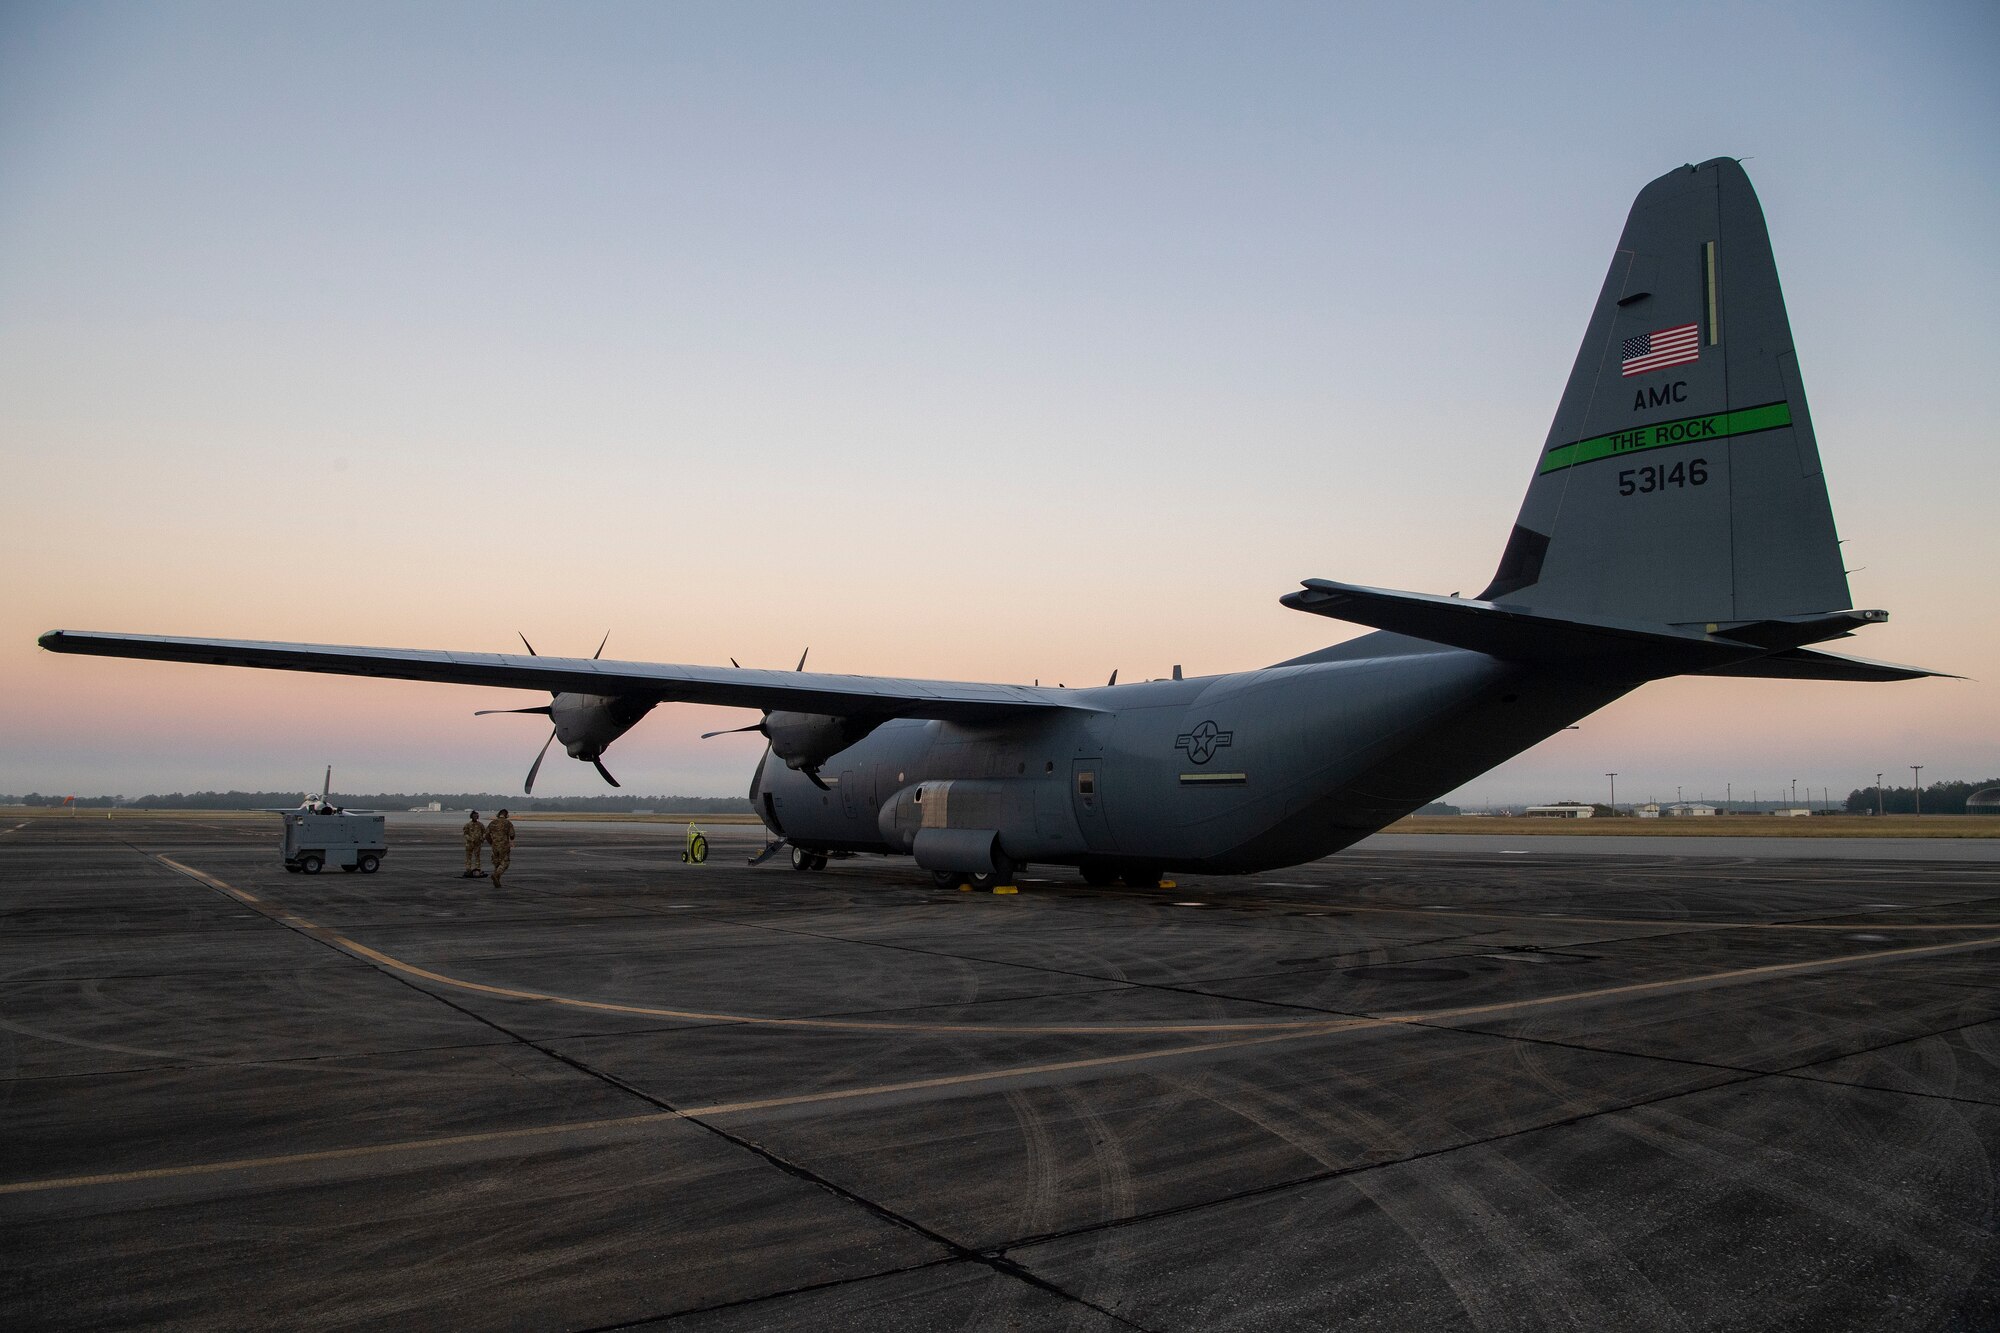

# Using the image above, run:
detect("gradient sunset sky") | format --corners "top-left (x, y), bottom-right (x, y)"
top-left (3, 2), bottom-right (1995, 806)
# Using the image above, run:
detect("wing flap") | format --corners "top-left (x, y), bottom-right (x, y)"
top-left (37, 631), bottom-right (1092, 722)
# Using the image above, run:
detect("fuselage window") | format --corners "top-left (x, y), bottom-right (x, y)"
top-left (1077, 771), bottom-right (1096, 796)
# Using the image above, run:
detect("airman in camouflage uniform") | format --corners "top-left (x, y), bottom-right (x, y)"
top-left (486, 808), bottom-right (517, 887)
top-left (461, 811), bottom-right (486, 878)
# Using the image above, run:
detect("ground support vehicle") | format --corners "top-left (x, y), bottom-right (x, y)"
top-left (282, 811), bottom-right (387, 874)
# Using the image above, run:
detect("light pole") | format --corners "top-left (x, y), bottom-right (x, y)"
top-left (1791, 777), bottom-right (1798, 807)
top-left (1727, 782), bottom-right (1732, 812)
top-left (1912, 765), bottom-right (1923, 818)
top-left (1877, 773), bottom-right (1884, 818)
top-left (1606, 773), bottom-right (1617, 814)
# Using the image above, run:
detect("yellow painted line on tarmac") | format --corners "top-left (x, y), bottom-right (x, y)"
top-left (1378, 930), bottom-right (2000, 1026)
top-left (160, 858), bottom-right (263, 905)
top-left (13, 862), bottom-right (2000, 1200)
top-left (0, 1113), bottom-right (684, 1196)
top-left (0, 1024), bottom-right (1352, 1197)
top-left (1258, 896), bottom-right (2000, 933)
top-left (12, 928), bottom-right (2000, 1199)
top-left (324, 931), bottom-right (1334, 1036)
top-left (155, 855), bottom-right (2000, 1038)
top-left (315, 930), bottom-right (2000, 1034)
top-left (152, 856), bottom-right (1332, 1036)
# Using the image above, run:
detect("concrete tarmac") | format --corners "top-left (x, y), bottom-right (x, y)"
top-left (3, 813), bottom-right (1997, 1330)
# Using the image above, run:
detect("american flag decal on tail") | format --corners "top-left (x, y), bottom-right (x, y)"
top-left (1621, 322), bottom-right (1699, 377)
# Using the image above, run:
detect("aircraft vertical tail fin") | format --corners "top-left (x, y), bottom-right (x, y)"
top-left (1482, 158), bottom-right (1850, 626)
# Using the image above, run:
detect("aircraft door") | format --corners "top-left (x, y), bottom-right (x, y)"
top-left (1071, 759), bottom-right (1113, 851)
top-left (839, 769), bottom-right (863, 823)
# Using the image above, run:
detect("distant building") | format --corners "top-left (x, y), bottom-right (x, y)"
top-left (1773, 807), bottom-right (1812, 818)
top-left (1526, 803), bottom-right (1593, 819)
top-left (1666, 803), bottom-right (1716, 817)
top-left (1635, 803), bottom-right (1661, 818)
top-left (1969, 788), bottom-right (2000, 816)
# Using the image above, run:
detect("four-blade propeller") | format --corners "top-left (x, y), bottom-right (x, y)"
top-left (699, 648), bottom-right (806, 745)
top-left (474, 631), bottom-right (617, 793)
top-left (699, 648), bottom-right (834, 789)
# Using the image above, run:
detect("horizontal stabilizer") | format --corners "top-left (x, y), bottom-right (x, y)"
top-left (1280, 579), bottom-right (1939, 680)
top-left (1282, 580), bottom-right (1742, 670)
top-left (1699, 648), bottom-right (1956, 683)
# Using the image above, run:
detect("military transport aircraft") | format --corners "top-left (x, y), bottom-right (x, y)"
top-left (42, 159), bottom-right (1942, 888)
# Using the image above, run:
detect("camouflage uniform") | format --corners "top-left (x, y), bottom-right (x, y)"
top-left (486, 813), bottom-right (516, 886)
top-left (461, 815), bottom-right (485, 876)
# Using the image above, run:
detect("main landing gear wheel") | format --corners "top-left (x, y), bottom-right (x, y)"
top-left (1080, 861), bottom-right (1117, 886)
top-left (1122, 866), bottom-right (1165, 889)
top-left (790, 846), bottom-right (828, 873)
top-left (969, 854), bottom-right (1015, 891)
top-left (931, 869), bottom-right (964, 889)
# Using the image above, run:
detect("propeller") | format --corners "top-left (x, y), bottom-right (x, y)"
top-left (699, 647), bottom-right (806, 744)
top-left (699, 648), bottom-right (806, 743)
top-left (700, 648), bottom-right (831, 788)
top-left (526, 728), bottom-right (558, 793)
top-left (477, 631), bottom-right (616, 794)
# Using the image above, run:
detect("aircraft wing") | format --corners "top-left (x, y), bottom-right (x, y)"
top-left (37, 631), bottom-right (1096, 722)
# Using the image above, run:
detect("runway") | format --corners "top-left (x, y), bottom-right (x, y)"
top-left (3, 815), bottom-right (1998, 1329)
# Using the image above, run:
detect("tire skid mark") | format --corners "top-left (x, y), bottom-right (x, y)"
top-left (1605, 1090), bottom-right (1989, 1273)
top-left (1004, 1085), bottom-right (1065, 1246)
top-left (1043, 1077), bottom-right (1140, 1317)
top-left (16, 852), bottom-right (1992, 1199)
top-left (1175, 1070), bottom-right (1542, 1330)
top-left (150, 854), bottom-right (2000, 1039)
top-left (1273, 1070), bottom-right (1643, 1331)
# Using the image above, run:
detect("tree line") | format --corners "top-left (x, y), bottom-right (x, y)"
top-left (1842, 780), bottom-right (1999, 816)
top-left (0, 791), bottom-right (755, 813)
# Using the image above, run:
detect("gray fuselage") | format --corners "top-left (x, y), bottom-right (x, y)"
top-left (754, 634), bottom-right (1635, 876)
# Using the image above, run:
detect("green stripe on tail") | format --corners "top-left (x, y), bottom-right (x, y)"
top-left (1538, 401), bottom-right (1792, 475)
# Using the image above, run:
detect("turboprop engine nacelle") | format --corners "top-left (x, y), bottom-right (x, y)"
top-left (763, 711), bottom-right (882, 777)
top-left (551, 693), bottom-right (656, 761)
